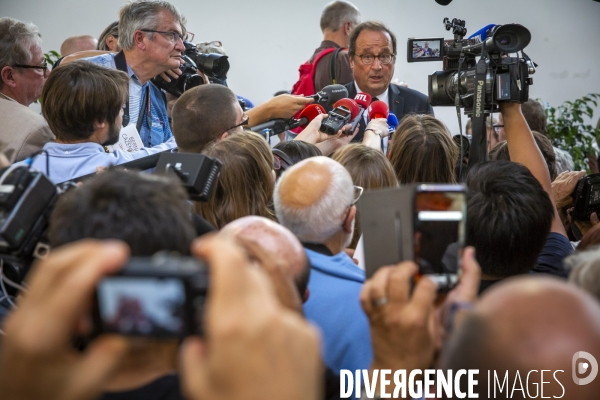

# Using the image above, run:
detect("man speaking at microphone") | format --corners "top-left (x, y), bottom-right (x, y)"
top-left (346, 21), bottom-right (432, 142)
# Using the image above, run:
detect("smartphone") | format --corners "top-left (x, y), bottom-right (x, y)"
top-left (413, 184), bottom-right (466, 291)
top-left (93, 254), bottom-right (208, 338)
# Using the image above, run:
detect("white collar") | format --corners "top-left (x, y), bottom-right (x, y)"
top-left (353, 83), bottom-right (389, 107)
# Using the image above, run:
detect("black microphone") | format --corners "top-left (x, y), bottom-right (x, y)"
top-left (307, 84), bottom-right (349, 106)
top-left (249, 119), bottom-right (290, 134)
top-left (435, 0), bottom-right (453, 5)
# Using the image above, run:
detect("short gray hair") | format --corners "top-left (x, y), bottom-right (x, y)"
top-left (118, 0), bottom-right (185, 50)
top-left (320, 0), bottom-right (361, 33)
top-left (0, 17), bottom-right (42, 88)
top-left (274, 157), bottom-right (354, 243)
top-left (565, 247), bottom-right (600, 302)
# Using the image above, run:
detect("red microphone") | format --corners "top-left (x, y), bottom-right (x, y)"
top-left (368, 100), bottom-right (389, 120)
top-left (333, 98), bottom-right (360, 119)
top-left (353, 92), bottom-right (372, 110)
top-left (291, 104), bottom-right (326, 128)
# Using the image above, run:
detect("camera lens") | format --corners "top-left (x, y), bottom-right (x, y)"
top-left (497, 35), bottom-right (512, 46)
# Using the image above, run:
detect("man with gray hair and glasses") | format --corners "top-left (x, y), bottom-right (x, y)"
top-left (0, 17), bottom-right (54, 162)
top-left (83, 0), bottom-right (186, 147)
top-left (273, 156), bottom-right (372, 378)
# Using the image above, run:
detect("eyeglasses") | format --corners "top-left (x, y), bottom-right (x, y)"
top-left (342, 186), bottom-right (364, 227)
top-left (140, 29), bottom-right (184, 43)
top-left (13, 58), bottom-right (48, 77)
top-left (225, 113), bottom-right (249, 132)
top-left (355, 53), bottom-right (395, 66)
top-left (493, 124), bottom-right (504, 133)
top-left (271, 149), bottom-right (294, 171)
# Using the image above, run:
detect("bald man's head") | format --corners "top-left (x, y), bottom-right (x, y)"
top-left (221, 216), bottom-right (310, 297)
top-left (60, 35), bottom-right (98, 57)
top-left (441, 276), bottom-right (600, 398)
top-left (274, 156), bottom-right (354, 243)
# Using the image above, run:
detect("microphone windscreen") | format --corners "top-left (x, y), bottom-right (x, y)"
top-left (387, 112), bottom-right (399, 129)
top-left (298, 104), bottom-right (326, 122)
top-left (435, 0), bottom-right (453, 5)
top-left (353, 92), bottom-right (372, 109)
top-left (367, 100), bottom-right (389, 120)
top-left (333, 98), bottom-right (360, 120)
top-left (319, 84), bottom-right (349, 105)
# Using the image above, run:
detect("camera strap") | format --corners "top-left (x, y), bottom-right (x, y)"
top-left (114, 51), bottom-right (130, 127)
top-left (467, 56), bottom-right (489, 170)
top-left (114, 51), bottom-right (151, 136)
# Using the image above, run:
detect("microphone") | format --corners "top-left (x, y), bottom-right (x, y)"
top-left (333, 98), bottom-right (361, 119)
top-left (320, 98), bottom-right (360, 135)
top-left (308, 84), bottom-right (349, 106)
top-left (250, 104), bottom-right (326, 134)
top-left (353, 92), bottom-right (372, 111)
top-left (367, 100), bottom-right (388, 120)
top-left (435, 0), bottom-right (453, 5)
top-left (287, 104), bottom-right (327, 129)
top-left (468, 24), bottom-right (497, 42)
top-left (387, 112), bottom-right (399, 134)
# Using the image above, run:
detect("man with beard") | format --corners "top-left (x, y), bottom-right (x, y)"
top-left (26, 61), bottom-right (176, 183)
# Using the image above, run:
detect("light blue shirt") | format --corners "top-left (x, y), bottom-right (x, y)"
top-left (83, 53), bottom-right (173, 147)
top-left (23, 137), bottom-right (177, 183)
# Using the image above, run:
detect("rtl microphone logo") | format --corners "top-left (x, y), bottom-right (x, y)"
top-left (355, 93), bottom-right (369, 103)
top-left (572, 351), bottom-right (598, 385)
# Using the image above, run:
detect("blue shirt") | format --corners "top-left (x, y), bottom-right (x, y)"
top-left (84, 54), bottom-right (172, 147)
top-left (23, 138), bottom-right (176, 183)
top-left (303, 249), bottom-right (371, 377)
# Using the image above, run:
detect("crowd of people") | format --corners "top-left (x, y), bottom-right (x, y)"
top-left (1, 0), bottom-right (600, 399)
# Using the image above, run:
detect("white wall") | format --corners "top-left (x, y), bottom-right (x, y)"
top-left (3, 0), bottom-right (599, 134)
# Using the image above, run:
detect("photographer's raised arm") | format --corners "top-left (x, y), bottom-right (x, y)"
top-left (501, 103), bottom-right (566, 236)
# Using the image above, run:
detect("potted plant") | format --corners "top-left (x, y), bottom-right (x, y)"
top-left (545, 93), bottom-right (600, 172)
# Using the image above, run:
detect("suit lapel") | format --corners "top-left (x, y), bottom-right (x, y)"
top-left (389, 84), bottom-right (405, 120)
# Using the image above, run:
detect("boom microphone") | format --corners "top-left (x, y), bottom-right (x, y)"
top-left (307, 84), bottom-right (349, 106)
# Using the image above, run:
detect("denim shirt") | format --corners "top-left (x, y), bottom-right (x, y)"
top-left (84, 53), bottom-right (173, 147)
top-left (22, 137), bottom-right (177, 183)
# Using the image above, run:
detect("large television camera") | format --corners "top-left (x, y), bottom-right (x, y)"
top-left (408, 18), bottom-right (537, 169)
top-left (0, 166), bottom-right (67, 301)
top-left (152, 40), bottom-right (230, 97)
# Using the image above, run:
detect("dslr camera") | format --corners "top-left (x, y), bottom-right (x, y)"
top-left (407, 18), bottom-right (536, 113)
top-left (152, 40), bottom-right (230, 97)
top-left (93, 254), bottom-right (209, 338)
top-left (571, 173), bottom-right (600, 221)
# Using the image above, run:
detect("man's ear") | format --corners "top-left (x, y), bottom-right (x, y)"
top-left (133, 31), bottom-right (147, 50)
top-left (345, 22), bottom-right (353, 37)
top-left (343, 206), bottom-right (356, 234)
top-left (1, 66), bottom-right (18, 88)
top-left (220, 131), bottom-right (229, 141)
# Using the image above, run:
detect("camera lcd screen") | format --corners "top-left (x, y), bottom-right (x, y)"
top-left (414, 191), bottom-right (465, 274)
top-left (590, 184), bottom-right (600, 205)
top-left (407, 38), bottom-right (443, 62)
top-left (97, 277), bottom-right (186, 336)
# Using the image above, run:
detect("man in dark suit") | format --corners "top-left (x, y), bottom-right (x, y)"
top-left (345, 21), bottom-right (433, 142)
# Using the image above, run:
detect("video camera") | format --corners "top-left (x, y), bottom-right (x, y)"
top-left (0, 166), bottom-right (69, 298)
top-left (408, 18), bottom-right (537, 169)
top-left (152, 41), bottom-right (230, 97)
top-left (408, 18), bottom-right (536, 113)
